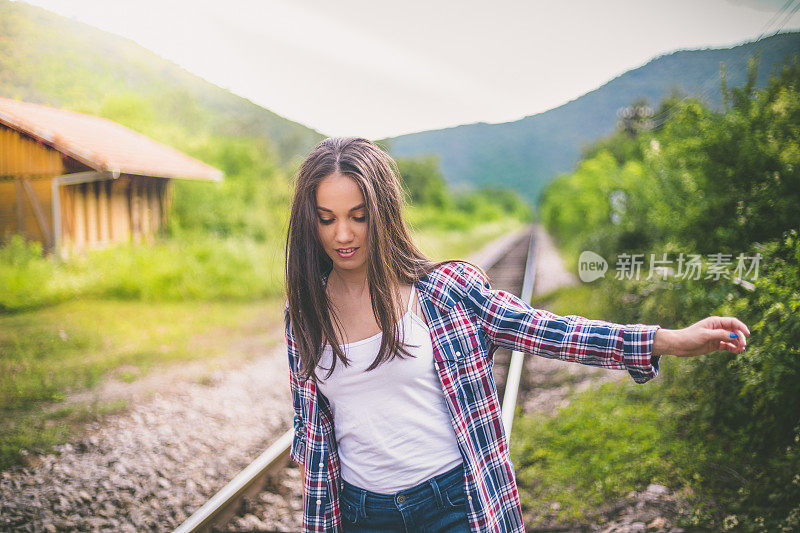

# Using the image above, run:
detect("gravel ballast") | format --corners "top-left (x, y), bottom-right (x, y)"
top-left (1, 346), bottom-right (292, 532)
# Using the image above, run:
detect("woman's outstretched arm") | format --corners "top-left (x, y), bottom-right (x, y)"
top-left (456, 262), bottom-right (750, 383)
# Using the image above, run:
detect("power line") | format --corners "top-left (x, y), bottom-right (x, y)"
top-left (646, 0), bottom-right (800, 130)
top-left (776, 0), bottom-right (800, 30)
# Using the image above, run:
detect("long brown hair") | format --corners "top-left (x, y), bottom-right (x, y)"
top-left (285, 137), bottom-right (480, 381)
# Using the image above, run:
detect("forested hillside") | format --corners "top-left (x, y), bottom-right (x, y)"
top-left (0, 0), bottom-right (323, 164)
top-left (385, 31), bottom-right (800, 203)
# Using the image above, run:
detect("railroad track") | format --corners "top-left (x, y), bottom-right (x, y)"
top-left (175, 227), bottom-right (538, 533)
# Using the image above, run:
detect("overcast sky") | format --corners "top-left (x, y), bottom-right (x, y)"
top-left (18, 0), bottom-right (800, 138)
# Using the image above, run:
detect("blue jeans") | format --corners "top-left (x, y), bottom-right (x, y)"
top-left (340, 463), bottom-right (471, 532)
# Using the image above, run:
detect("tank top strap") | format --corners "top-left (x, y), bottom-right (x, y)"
top-left (406, 284), bottom-right (416, 313)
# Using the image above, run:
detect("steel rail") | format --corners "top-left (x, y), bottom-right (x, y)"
top-left (173, 430), bottom-right (293, 533)
top-left (500, 230), bottom-right (537, 438)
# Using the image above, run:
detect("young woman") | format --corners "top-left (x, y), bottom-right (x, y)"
top-left (284, 137), bottom-right (750, 533)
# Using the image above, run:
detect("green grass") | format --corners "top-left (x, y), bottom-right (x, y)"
top-left (0, 297), bottom-right (284, 410)
top-left (2, 398), bottom-right (129, 470)
top-left (0, 233), bottom-right (286, 313)
top-left (534, 282), bottom-right (611, 319)
top-left (0, 219), bottom-right (521, 470)
top-left (510, 377), bottom-right (693, 525)
top-left (0, 296), bottom-right (284, 469)
top-left (510, 282), bottom-right (714, 528)
top-left (412, 217), bottom-right (525, 262)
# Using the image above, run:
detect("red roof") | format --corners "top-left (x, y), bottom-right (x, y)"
top-left (0, 97), bottom-right (223, 181)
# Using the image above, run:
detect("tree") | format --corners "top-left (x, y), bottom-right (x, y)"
top-left (396, 156), bottom-right (449, 207)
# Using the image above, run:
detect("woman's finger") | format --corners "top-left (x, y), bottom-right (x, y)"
top-left (734, 319), bottom-right (750, 337)
top-left (726, 329), bottom-right (744, 351)
top-left (719, 341), bottom-right (736, 352)
top-left (718, 316), bottom-right (750, 337)
top-left (728, 329), bottom-right (747, 351)
top-left (714, 327), bottom-right (741, 352)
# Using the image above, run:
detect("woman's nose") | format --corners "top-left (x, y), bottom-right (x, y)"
top-left (334, 222), bottom-right (354, 242)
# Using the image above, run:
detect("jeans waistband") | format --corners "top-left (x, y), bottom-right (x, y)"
top-left (341, 462), bottom-right (465, 503)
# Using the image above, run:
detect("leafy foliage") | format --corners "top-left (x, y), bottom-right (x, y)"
top-left (661, 231), bottom-right (800, 530)
top-left (533, 54), bottom-right (800, 529)
top-left (542, 56), bottom-right (800, 266)
top-left (397, 156), bottom-right (450, 207)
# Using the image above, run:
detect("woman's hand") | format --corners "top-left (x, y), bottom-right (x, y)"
top-left (652, 316), bottom-right (750, 357)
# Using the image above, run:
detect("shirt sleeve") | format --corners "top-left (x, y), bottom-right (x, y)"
top-left (457, 261), bottom-right (662, 384)
top-left (285, 305), bottom-right (307, 465)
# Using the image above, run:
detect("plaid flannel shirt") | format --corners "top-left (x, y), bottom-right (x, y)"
top-left (286, 261), bottom-right (661, 532)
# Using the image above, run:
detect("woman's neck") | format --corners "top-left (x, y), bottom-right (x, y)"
top-left (328, 267), bottom-right (369, 299)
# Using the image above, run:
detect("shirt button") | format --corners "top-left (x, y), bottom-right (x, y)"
top-left (456, 351), bottom-right (461, 356)
top-left (396, 494), bottom-right (406, 504)
top-left (316, 499), bottom-right (322, 506)
top-left (318, 462), bottom-right (324, 468)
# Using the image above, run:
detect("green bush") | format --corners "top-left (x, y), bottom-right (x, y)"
top-left (541, 55), bottom-right (800, 260)
top-left (167, 136), bottom-right (290, 244)
top-left (397, 155), bottom-right (450, 208)
top-left (535, 54), bottom-right (800, 529)
top-left (656, 230), bottom-right (800, 530)
top-left (0, 235), bottom-right (56, 312)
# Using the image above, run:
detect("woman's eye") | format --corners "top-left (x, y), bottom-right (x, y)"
top-left (353, 216), bottom-right (366, 222)
top-left (319, 218), bottom-right (334, 225)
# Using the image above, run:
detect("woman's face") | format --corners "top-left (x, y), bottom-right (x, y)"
top-left (315, 172), bottom-right (368, 276)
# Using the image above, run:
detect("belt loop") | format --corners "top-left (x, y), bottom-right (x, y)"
top-left (359, 489), bottom-right (367, 519)
top-left (429, 478), bottom-right (445, 510)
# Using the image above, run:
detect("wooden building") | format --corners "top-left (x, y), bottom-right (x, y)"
top-left (0, 97), bottom-right (223, 258)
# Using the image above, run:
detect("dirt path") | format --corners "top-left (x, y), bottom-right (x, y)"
top-left (531, 223), bottom-right (579, 299)
top-left (61, 320), bottom-right (284, 412)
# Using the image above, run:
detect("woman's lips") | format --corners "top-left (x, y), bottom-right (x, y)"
top-left (336, 247), bottom-right (358, 258)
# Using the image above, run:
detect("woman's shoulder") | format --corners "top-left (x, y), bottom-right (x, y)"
top-left (427, 260), bottom-right (488, 285)
top-left (420, 261), bottom-right (489, 304)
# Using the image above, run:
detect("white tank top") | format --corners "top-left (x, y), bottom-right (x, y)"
top-left (316, 285), bottom-right (463, 493)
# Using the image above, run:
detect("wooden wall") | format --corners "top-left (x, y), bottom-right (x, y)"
top-left (0, 126), bottom-right (63, 249)
top-left (0, 126), bottom-right (63, 176)
top-left (1, 125), bottom-right (174, 256)
top-left (60, 175), bottom-right (172, 256)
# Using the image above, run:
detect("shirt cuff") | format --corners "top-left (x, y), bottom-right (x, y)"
top-left (622, 324), bottom-right (662, 384)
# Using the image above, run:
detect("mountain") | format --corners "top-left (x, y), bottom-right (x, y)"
top-left (0, 0), bottom-right (324, 165)
top-left (383, 31), bottom-right (800, 204)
